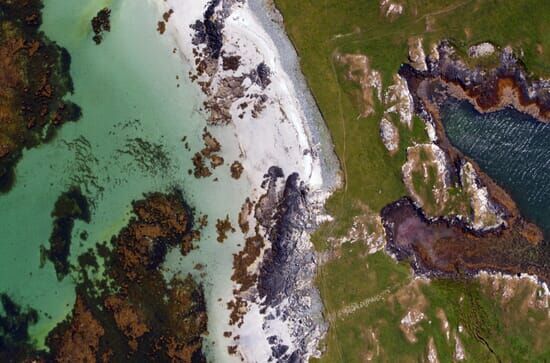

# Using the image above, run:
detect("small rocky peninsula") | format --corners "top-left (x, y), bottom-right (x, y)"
top-left (383, 41), bottom-right (550, 283)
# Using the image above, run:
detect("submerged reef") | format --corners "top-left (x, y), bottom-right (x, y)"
top-left (0, 294), bottom-right (39, 362)
top-left (1, 190), bottom-right (207, 362)
top-left (42, 186), bottom-right (91, 281)
top-left (383, 41), bottom-right (550, 283)
top-left (0, 0), bottom-right (81, 192)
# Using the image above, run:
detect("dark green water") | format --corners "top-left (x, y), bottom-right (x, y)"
top-left (441, 101), bottom-right (550, 238)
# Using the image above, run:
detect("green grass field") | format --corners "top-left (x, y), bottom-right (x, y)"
top-left (274, 0), bottom-right (550, 361)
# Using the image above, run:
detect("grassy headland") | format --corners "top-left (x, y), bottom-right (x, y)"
top-left (274, 0), bottom-right (550, 361)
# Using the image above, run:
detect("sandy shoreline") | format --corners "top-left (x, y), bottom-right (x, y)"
top-left (148, 0), bottom-right (341, 361)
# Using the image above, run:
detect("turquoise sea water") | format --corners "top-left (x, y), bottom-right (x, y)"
top-left (441, 101), bottom-right (550, 238)
top-left (0, 1), bottom-right (248, 356)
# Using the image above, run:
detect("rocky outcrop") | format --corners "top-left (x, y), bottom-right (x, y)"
top-left (228, 166), bottom-right (327, 362)
top-left (380, 0), bottom-right (404, 19)
top-left (255, 167), bottom-right (327, 362)
top-left (401, 143), bottom-right (450, 216)
top-left (460, 162), bottom-right (505, 230)
top-left (190, 0), bottom-right (271, 125)
top-left (424, 41), bottom-right (550, 121)
top-left (379, 117), bottom-right (399, 154)
top-left (468, 42), bottom-right (496, 58)
top-left (408, 37), bottom-right (428, 72)
top-left (384, 74), bottom-right (414, 128)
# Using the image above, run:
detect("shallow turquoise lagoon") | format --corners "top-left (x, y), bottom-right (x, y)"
top-left (0, 0), bottom-right (215, 347)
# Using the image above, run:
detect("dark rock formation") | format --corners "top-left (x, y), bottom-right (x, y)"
top-left (0, 294), bottom-right (39, 362)
top-left (250, 62), bottom-right (272, 89)
top-left (257, 169), bottom-right (308, 306)
top-left (91, 7), bottom-right (111, 45)
top-left (191, 0), bottom-right (224, 59)
top-left (253, 166), bottom-right (326, 362)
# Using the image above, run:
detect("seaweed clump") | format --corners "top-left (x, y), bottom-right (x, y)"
top-left (0, 0), bottom-right (81, 193)
top-left (91, 7), bottom-right (111, 45)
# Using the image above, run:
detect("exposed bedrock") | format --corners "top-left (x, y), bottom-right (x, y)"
top-left (253, 166), bottom-right (326, 362)
top-left (257, 169), bottom-right (308, 306)
top-left (415, 40), bottom-right (550, 121)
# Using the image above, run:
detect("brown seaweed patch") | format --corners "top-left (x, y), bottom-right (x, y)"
top-left (230, 160), bottom-right (244, 179)
top-left (231, 226), bottom-right (264, 292)
top-left (192, 128), bottom-right (223, 178)
top-left (41, 191), bottom-right (208, 362)
top-left (47, 296), bottom-right (104, 363)
top-left (216, 215), bottom-right (235, 243)
top-left (157, 9), bottom-right (174, 35)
